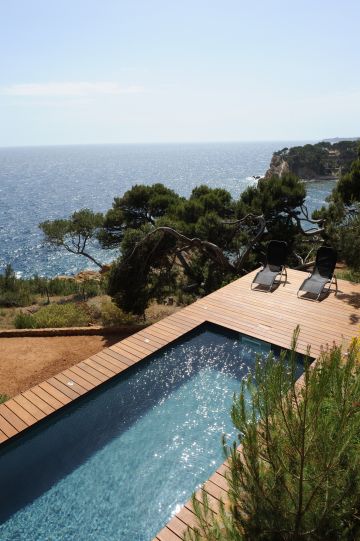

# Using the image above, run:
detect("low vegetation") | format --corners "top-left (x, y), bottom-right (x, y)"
top-left (0, 265), bottom-right (104, 308)
top-left (0, 267), bottom-right (177, 329)
top-left (99, 300), bottom-right (137, 326)
top-left (336, 269), bottom-right (360, 284)
top-left (186, 330), bottom-right (360, 540)
top-left (14, 303), bottom-right (91, 329)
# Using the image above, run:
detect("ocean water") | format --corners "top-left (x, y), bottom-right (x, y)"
top-left (0, 325), bottom-right (302, 541)
top-left (0, 142), bottom-right (335, 277)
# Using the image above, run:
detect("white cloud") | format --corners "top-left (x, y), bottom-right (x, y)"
top-left (0, 82), bottom-right (144, 97)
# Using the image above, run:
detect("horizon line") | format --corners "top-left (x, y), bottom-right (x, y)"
top-left (0, 138), bottom-right (327, 150)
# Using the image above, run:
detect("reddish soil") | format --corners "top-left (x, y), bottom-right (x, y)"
top-left (0, 334), bottom-right (127, 398)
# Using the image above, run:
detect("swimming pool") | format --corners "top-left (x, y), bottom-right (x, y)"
top-left (0, 324), bottom-right (301, 540)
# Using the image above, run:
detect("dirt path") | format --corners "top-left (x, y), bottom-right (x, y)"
top-left (0, 334), bottom-right (127, 398)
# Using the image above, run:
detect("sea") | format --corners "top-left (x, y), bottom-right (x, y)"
top-left (0, 142), bottom-right (336, 278)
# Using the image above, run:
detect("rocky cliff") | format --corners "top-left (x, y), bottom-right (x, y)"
top-left (265, 140), bottom-right (359, 180)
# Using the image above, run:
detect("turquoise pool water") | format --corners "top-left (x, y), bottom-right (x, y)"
top-left (0, 324), bottom-right (293, 540)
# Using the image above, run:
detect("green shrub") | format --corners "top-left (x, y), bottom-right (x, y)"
top-left (14, 303), bottom-right (91, 328)
top-left (75, 280), bottom-right (101, 301)
top-left (0, 265), bottom-right (34, 306)
top-left (34, 303), bottom-right (91, 328)
top-left (100, 300), bottom-right (136, 326)
top-left (0, 266), bottom-right (106, 307)
top-left (14, 312), bottom-right (37, 329)
top-left (187, 329), bottom-right (360, 541)
top-left (45, 278), bottom-right (79, 296)
top-left (0, 394), bottom-right (9, 404)
top-left (0, 289), bottom-right (34, 308)
top-left (336, 269), bottom-right (360, 283)
top-left (176, 290), bottom-right (196, 306)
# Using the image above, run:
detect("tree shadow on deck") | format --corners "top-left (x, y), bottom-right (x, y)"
top-left (335, 290), bottom-right (360, 325)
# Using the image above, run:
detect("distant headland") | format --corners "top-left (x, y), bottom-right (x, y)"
top-left (265, 139), bottom-right (360, 181)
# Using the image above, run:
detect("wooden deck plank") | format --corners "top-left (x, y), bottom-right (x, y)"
top-left (125, 335), bottom-right (162, 353)
top-left (176, 506), bottom-right (199, 529)
top-left (84, 357), bottom-right (117, 378)
top-left (62, 369), bottom-right (96, 392)
top-left (134, 326), bottom-right (176, 342)
top-left (153, 321), bottom-right (196, 337)
top-left (157, 526), bottom-right (183, 541)
top-left (69, 365), bottom-right (103, 385)
top-left (209, 471), bottom-right (229, 491)
top-left (88, 354), bottom-right (123, 375)
top-left (119, 337), bottom-right (156, 356)
top-left (213, 282), bottom-right (355, 327)
top-left (0, 403), bottom-right (28, 431)
top-left (31, 385), bottom-right (65, 410)
top-left (191, 490), bottom-right (221, 514)
top-left (0, 430), bottom-right (8, 443)
top-left (198, 291), bottom-right (344, 330)
top-left (110, 342), bottom-right (144, 360)
top-left (54, 374), bottom-right (88, 396)
top-left (4, 399), bottom-right (37, 427)
top-left (216, 461), bottom-right (230, 477)
top-left (146, 320), bottom-right (187, 335)
top-left (12, 395), bottom-right (46, 422)
top-left (47, 377), bottom-right (80, 401)
top-left (77, 361), bottom-right (109, 382)
top-left (0, 414), bottom-right (19, 437)
top-left (203, 479), bottom-right (228, 502)
top-left (171, 310), bottom-right (205, 325)
top-left (101, 347), bottom-right (135, 366)
top-left (22, 390), bottom-right (56, 416)
top-left (109, 344), bottom-right (140, 363)
top-left (200, 293), bottom-right (353, 339)
top-left (211, 285), bottom-right (351, 320)
top-left (166, 516), bottom-right (187, 538)
top-left (95, 350), bottom-right (129, 371)
top-left (131, 330), bottom-right (167, 347)
top-left (39, 382), bottom-right (71, 405)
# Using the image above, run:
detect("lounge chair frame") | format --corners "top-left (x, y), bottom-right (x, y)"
top-left (251, 240), bottom-right (288, 292)
top-left (251, 263), bottom-right (288, 292)
top-left (297, 246), bottom-right (338, 301)
top-left (297, 272), bottom-right (338, 301)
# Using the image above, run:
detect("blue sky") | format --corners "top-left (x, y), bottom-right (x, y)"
top-left (1, 0), bottom-right (359, 146)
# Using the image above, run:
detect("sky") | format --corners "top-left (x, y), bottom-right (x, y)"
top-left (0, 0), bottom-right (359, 146)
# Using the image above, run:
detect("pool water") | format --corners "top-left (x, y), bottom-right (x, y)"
top-left (0, 324), bottom-right (296, 541)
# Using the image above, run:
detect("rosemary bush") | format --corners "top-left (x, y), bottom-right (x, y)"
top-left (186, 329), bottom-right (360, 540)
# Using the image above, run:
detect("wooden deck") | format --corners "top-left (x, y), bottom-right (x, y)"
top-left (0, 268), bottom-right (359, 538)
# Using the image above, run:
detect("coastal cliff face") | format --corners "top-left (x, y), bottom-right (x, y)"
top-left (265, 140), bottom-right (359, 180)
top-left (265, 153), bottom-right (290, 178)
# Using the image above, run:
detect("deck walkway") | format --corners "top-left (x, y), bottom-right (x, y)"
top-left (0, 268), bottom-right (359, 539)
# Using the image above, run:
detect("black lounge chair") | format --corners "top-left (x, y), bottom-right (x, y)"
top-left (251, 240), bottom-right (288, 291)
top-left (297, 246), bottom-right (338, 301)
